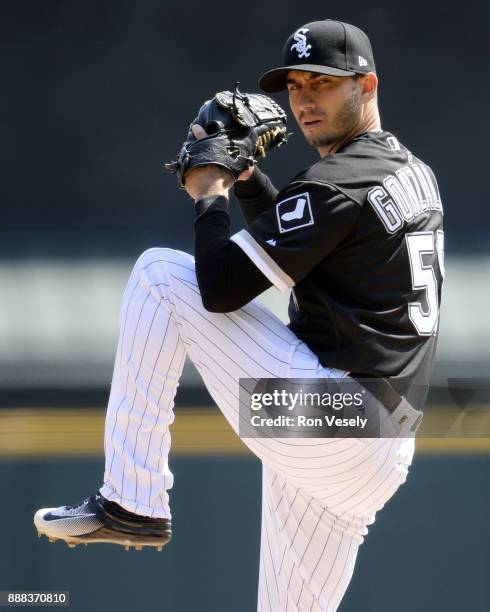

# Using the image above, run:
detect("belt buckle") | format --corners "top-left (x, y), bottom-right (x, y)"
top-left (389, 399), bottom-right (423, 436)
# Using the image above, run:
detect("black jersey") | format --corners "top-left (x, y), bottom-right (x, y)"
top-left (230, 131), bottom-right (444, 404)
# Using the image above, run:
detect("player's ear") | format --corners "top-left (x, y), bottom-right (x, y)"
top-left (359, 73), bottom-right (378, 102)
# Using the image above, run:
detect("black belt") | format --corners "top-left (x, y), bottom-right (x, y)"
top-left (350, 374), bottom-right (403, 413)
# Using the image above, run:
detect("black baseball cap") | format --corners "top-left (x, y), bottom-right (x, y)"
top-left (259, 19), bottom-right (376, 92)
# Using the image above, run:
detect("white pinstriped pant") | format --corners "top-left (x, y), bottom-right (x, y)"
top-left (99, 248), bottom-right (415, 612)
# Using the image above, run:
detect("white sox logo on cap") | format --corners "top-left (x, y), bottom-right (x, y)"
top-left (259, 20), bottom-right (377, 92)
top-left (290, 28), bottom-right (312, 59)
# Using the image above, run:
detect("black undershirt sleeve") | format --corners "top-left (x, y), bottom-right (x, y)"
top-left (194, 195), bottom-right (272, 313)
top-left (232, 167), bottom-right (278, 225)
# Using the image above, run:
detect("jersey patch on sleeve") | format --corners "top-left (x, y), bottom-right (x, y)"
top-left (275, 192), bottom-right (314, 233)
top-left (387, 136), bottom-right (401, 151)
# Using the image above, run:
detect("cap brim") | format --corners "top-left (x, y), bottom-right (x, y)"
top-left (259, 64), bottom-right (356, 92)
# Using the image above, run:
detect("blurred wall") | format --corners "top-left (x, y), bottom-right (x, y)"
top-left (1, 456), bottom-right (489, 612)
top-left (0, 257), bottom-right (489, 391)
top-left (2, 0), bottom-right (489, 257)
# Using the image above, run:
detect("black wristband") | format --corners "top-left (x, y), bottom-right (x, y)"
top-left (195, 195), bottom-right (229, 222)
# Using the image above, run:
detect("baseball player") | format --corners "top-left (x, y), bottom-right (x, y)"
top-left (34, 19), bottom-right (444, 612)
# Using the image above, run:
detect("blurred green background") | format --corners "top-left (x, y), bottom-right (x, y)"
top-left (1, 455), bottom-right (489, 611)
top-left (1, 1), bottom-right (489, 610)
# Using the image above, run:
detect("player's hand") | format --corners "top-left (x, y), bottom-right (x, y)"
top-left (184, 125), bottom-right (254, 200)
top-left (184, 164), bottom-right (233, 201)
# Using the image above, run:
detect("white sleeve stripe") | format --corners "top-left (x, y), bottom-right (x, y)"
top-left (230, 230), bottom-right (295, 293)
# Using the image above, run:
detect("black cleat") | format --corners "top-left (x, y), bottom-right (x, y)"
top-left (34, 493), bottom-right (171, 551)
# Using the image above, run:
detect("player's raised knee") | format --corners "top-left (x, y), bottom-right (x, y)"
top-left (134, 248), bottom-right (194, 272)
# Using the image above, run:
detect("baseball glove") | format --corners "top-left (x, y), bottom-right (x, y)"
top-left (164, 84), bottom-right (288, 187)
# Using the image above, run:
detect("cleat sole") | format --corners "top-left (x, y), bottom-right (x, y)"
top-left (37, 526), bottom-right (171, 551)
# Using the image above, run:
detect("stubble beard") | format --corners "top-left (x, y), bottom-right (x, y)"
top-left (306, 89), bottom-right (361, 148)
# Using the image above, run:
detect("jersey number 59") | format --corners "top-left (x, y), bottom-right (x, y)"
top-left (406, 230), bottom-right (445, 336)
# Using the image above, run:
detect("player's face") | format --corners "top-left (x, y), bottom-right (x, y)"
top-left (287, 71), bottom-right (363, 151)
